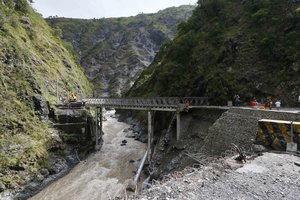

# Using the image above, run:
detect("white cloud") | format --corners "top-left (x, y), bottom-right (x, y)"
top-left (32, 0), bottom-right (198, 19)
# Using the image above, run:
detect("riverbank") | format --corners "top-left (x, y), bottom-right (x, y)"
top-left (30, 110), bottom-right (146, 200)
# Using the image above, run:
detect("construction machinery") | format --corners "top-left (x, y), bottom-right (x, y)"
top-left (69, 92), bottom-right (77, 102)
top-left (58, 92), bottom-right (85, 108)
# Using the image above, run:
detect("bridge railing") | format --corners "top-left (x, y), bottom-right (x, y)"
top-left (82, 97), bottom-right (209, 108)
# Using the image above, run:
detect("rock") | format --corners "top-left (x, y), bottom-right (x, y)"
top-left (224, 158), bottom-right (244, 170)
top-left (110, 114), bottom-right (120, 118)
top-left (129, 160), bottom-right (135, 163)
top-left (125, 131), bottom-right (135, 138)
top-left (20, 16), bottom-right (30, 24)
top-left (133, 125), bottom-right (141, 133)
top-left (30, 55), bottom-right (42, 65)
top-left (121, 143), bottom-right (126, 146)
top-left (122, 140), bottom-right (127, 144)
top-left (40, 169), bottom-right (50, 178)
top-left (125, 179), bottom-right (136, 192)
top-left (34, 173), bottom-right (45, 182)
top-left (49, 159), bottom-right (67, 175)
top-left (123, 128), bottom-right (129, 133)
top-left (173, 142), bottom-right (186, 150)
top-left (32, 95), bottom-right (49, 121)
top-left (20, 16), bottom-right (32, 29)
top-left (28, 77), bottom-right (42, 94)
top-left (66, 155), bottom-right (79, 164)
top-left (49, 129), bottom-right (63, 143)
top-left (135, 134), bottom-right (147, 143)
top-left (0, 182), bottom-right (5, 193)
top-left (1, 111), bottom-right (7, 117)
top-left (252, 144), bottom-right (268, 153)
top-left (62, 58), bottom-right (72, 69)
top-left (27, 182), bottom-right (39, 191)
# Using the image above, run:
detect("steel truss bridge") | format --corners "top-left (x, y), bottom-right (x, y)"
top-left (82, 97), bottom-right (209, 161)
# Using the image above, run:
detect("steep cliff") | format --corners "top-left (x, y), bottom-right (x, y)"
top-left (0, 0), bottom-right (92, 196)
top-left (128, 0), bottom-right (300, 106)
top-left (46, 5), bottom-right (195, 96)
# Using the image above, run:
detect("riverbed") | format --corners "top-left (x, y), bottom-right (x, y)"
top-left (30, 110), bottom-right (146, 200)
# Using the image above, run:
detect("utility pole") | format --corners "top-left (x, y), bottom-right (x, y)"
top-left (56, 77), bottom-right (59, 104)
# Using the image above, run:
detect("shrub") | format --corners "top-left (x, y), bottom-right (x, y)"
top-left (15, 0), bottom-right (29, 13)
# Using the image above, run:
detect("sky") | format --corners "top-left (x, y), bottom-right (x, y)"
top-left (32, 0), bottom-right (198, 19)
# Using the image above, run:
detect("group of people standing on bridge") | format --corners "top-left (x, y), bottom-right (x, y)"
top-left (233, 95), bottom-right (281, 110)
top-left (250, 97), bottom-right (281, 110)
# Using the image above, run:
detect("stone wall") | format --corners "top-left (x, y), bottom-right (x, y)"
top-left (52, 106), bottom-right (96, 151)
top-left (201, 108), bottom-right (300, 155)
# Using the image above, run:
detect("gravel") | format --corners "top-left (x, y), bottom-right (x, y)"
top-left (132, 152), bottom-right (300, 200)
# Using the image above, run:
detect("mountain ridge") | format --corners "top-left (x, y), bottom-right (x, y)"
top-left (46, 5), bottom-right (196, 96)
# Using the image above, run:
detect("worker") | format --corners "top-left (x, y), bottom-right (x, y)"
top-left (260, 104), bottom-right (266, 110)
top-left (275, 100), bottom-right (281, 110)
top-left (268, 100), bottom-right (273, 110)
top-left (250, 100), bottom-right (257, 107)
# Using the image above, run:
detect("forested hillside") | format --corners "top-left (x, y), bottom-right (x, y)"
top-left (0, 0), bottom-right (92, 194)
top-left (128, 0), bottom-right (300, 106)
top-left (47, 5), bottom-right (195, 96)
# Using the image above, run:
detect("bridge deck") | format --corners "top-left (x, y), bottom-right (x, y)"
top-left (83, 97), bottom-right (209, 111)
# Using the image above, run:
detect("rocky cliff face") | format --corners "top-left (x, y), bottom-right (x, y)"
top-left (46, 5), bottom-right (195, 97)
top-left (0, 0), bottom-right (92, 198)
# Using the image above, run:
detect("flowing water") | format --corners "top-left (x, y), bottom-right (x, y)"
top-left (30, 110), bottom-right (146, 200)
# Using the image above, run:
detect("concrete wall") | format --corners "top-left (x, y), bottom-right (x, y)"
top-left (200, 108), bottom-right (300, 156)
top-left (52, 107), bottom-right (96, 151)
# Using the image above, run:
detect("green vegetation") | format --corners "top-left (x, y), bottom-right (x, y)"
top-left (128, 0), bottom-right (300, 106)
top-left (0, 0), bottom-right (92, 190)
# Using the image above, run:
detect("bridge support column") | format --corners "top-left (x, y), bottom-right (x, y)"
top-left (95, 106), bottom-right (103, 151)
top-left (176, 111), bottom-right (180, 141)
top-left (148, 110), bottom-right (154, 162)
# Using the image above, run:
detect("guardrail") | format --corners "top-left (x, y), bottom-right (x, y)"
top-left (82, 97), bottom-right (209, 109)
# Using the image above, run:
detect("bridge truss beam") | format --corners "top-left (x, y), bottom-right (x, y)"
top-left (88, 97), bottom-right (209, 152)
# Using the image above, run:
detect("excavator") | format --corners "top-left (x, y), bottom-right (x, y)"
top-left (66, 92), bottom-right (85, 107)
top-left (68, 92), bottom-right (77, 102)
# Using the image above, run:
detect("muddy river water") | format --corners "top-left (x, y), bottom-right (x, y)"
top-left (30, 110), bottom-right (146, 200)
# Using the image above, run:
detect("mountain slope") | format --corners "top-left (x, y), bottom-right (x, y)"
top-left (0, 0), bottom-right (92, 193)
top-left (128, 0), bottom-right (300, 106)
top-left (47, 5), bottom-right (195, 96)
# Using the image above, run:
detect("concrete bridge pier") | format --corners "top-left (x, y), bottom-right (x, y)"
top-left (148, 110), bottom-right (154, 162)
top-left (95, 106), bottom-right (103, 150)
top-left (176, 111), bottom-right (181, 141)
